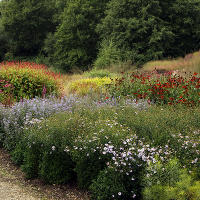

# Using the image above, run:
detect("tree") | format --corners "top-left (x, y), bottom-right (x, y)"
top-left (164, 0), bottom-right (200, 57)
top-left (0, 20), bottom-right (8, 61)
top-left (0, 0), bottom-right (9, 61)
top-left (0, 0), bottom-right (56, 57)
top-left (96, 0), bottom-right (200, 66)
top-left (52, 0), bottom-right (69, 25)
top-left (52, 0), bottom-right (109, 71)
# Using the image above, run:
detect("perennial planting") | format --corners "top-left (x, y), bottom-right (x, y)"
top-left (0, 65), bottom-right (199, 200)
top-left (0, 61), bottom-right (63, 104)
top-left (69, 77), bottom-right (111, 96)
top-left (108, 71), bottom-right (200, 106)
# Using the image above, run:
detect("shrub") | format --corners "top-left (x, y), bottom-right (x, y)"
top-left (116, 105), bottom-right (200, 170)
top-left (89, 168), bottom-right (127, 200)
top-left (94, 39), bottom-right (123, 69)
top-left (19, 113), bottom-right (78, 182)
top-left (21, 139), bottom-right (42, 179)
top-left (11, 140), bottom-right (26, 165)
top-left (70, 116), bottom-right (130, 189)
top-left (143, 158), bottom-right (182, 188)
top-left (0, 95), bottom-right (139, 150)
top-left (0, 61), bottom-right (63, 101)
top-left (69, 77), bottom-right (111, 96)
top-left (187, 181), bottom-right (200, 200)
top-left (17, 106), bottom-right (147, 189)
top-left (39, 150), bottom-right (75, 184)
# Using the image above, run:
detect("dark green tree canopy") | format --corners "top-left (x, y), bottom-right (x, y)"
top-left (0, 18), bottom-right (8, 61)
top-left (0, 0), bottom-right (200, 69)
top-left (52, 0), bottom-right (109, 71)
top-left (0, 0), bottom-right (56, 57)
top-left (97, 0), bottom-right (200, 66)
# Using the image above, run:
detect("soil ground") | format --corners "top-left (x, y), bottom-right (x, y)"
top-left (0, 148), bottom-right (89, 200)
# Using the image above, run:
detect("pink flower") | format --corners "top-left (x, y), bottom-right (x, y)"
top-left (42, 85), bottom-right (47, 98)
top-left (3, 84), bottom-right (12, 88)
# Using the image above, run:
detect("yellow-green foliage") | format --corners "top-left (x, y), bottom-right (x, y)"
top-left (0, 61), bottom-right (63, 101)
top-left (69, 77), bottom-right (111, 96)
top-left (143, 171), bottom-right (200, 200)
top-left (187, 181), bottom-right (200, 200)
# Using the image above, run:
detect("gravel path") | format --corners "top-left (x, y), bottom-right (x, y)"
top-left (0, 148), bottom-right (89, 200)
top-left (0, 180), bottom-right (37, 200)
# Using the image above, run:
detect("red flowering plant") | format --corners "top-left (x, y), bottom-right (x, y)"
top-left (0, 61), bottom-right (64, 101)
top-left (107, 71), bottom-right (200, 106)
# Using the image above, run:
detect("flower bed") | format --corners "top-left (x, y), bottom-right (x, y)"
top-left (0, 61), bottom-right (63, 104)
top-left (69, 77), bottom-right (111, 96)
top-left (108, 71), bottom-right (200, 106)
top-left (0, 95), bottom-right (199, 199)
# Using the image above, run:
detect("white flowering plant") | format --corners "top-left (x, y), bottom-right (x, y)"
top-left (0, 94), bottom-right (199, 199)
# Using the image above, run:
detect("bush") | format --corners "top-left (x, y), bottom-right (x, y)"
top-left (142, 158), bottom-right (200, 200)
top-left (21, 139), bottom-right (42, 179)
top-left (69, 77), bottom-right (111, 96)
top-left (116, 105), bottom-right (200, 170)
top-left (70, 115), bottom-right (130, 189)
top-left (11, 140), bottom-right (26, 165)
top-left (89, 168), bottom-right (127, 200)
top-left (39, 150), bottom-right (75, 184)
top-left (0, 61), bottom-right (63, 101)
top-left (15, 107), bottom-right (146, 189)
top-left (143, 158), bottom-right (182, 188)
top-left (89, 161), bottom-right (144, 200)
top-left (19, 113), bottom-right (78, 182)
top-left (94, 39), bottom-right (123, 69)
top-left (187, 181), bottom-right (200, 200)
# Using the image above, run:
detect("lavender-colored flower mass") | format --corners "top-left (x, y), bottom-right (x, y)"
top-left (0, 95), bottom-right (149, 144)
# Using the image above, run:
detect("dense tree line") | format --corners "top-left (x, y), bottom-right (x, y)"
top-left (0, 0), bottom-right (200, 71)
